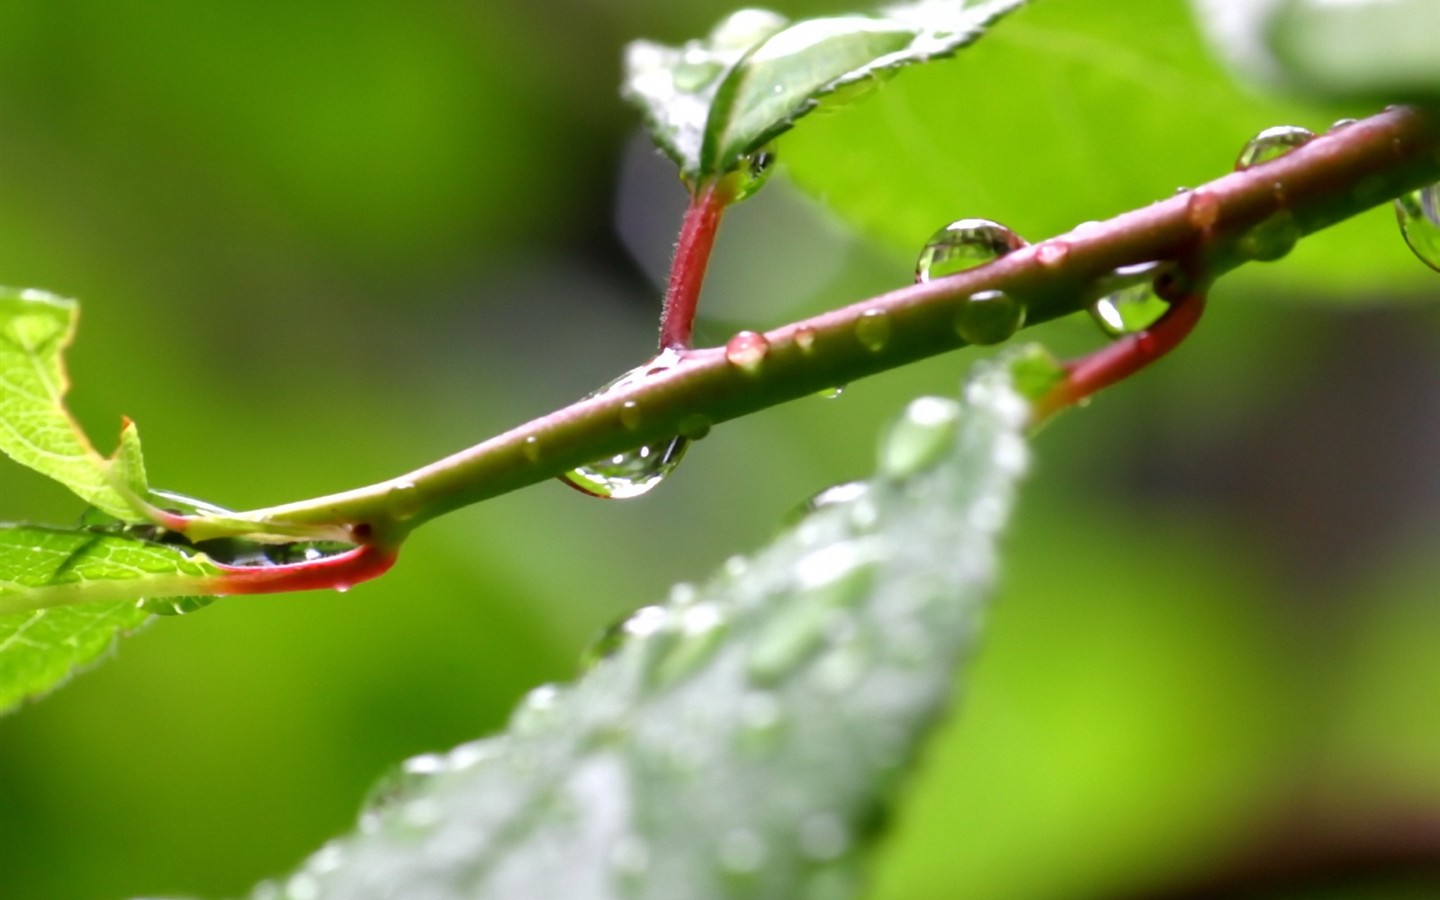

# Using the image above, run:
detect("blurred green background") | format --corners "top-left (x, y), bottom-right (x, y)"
top-left (1, 1), bottom-right (1436, 898)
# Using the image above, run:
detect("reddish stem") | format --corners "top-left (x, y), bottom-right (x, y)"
top-left (212, 544), bottom-right (397, 596)
top-left (1033, 288), bottom-right (1208, 423)
top-left (659, 181), bottom-right (729, 349)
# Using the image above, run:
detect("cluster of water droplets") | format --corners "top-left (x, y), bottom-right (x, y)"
top-left (560, 348), bottom-right (691, 500)
top-left (913, 218), bottom-right (1028, 346)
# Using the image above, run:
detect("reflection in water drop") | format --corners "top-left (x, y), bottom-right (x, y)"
top-left (1088, 263), bottom-right (1171, 338)
top-left (954, 289), bottom-right (1024, 346)
top-left (1235, 125), bottom-right (1315, 170)
top-left (914, 218), bottom-right (1026, 283)
top-left (560, 349), bottom-right (689, 499)
top-left (854, 309), bottom-right (892, 352)
top-left (727, 144), bottom-right (777, 202)
top-left (725, 330), bottom-right (770, 371)
top-left (1395, 182), bottom-right (1440, 272)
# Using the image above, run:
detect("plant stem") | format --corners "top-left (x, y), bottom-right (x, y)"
top-left (207, 105), bottom-right (1440, 545)
top-left (659, 181), bottom-right (730, 349)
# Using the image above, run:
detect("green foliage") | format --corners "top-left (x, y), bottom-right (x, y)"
top-left (0, 288), bottom-right (150, 520)
top-left (1269, 0), bottom-right (1440, 101)
top-left (257, 353), bottom-right (1034, 900)
top-left (623, 0), bottom-right (1026, 182)
top-left (780, 0), bottom-right (1431, 294)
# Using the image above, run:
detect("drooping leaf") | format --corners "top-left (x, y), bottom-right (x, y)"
top-left (253, 350), bottom-right (1036, 900)
top-left (0, 287), bottom-right (148, 520)
top-left (0, 525), bottom-right (228, 712)
top-left (623, 0), bottom-right (1029, 183)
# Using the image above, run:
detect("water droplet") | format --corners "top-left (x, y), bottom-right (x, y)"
top-left (384, 481), bottom-right (421, 521)
top-left (510, 683), bottom-right (562, 736)
top-left (581, 605), bottom-right (669, 668)
top-left (854, 309), bottom-right (891, 352)
top-left (725, 330), bottom-right (770, 371)
top-left (560, 348), bottom-right (688, 499)
top-left (1186, 189), bottom-right (1220, 231)
top-left (718, 828), bottom-right (768, 875)
top-left (879, 396), bottom-right (961, 478)
top-left (678, 413), bottom-right (712, 440)
top-left (914, 218), bottom-right (1026, 283)
top-left (138, 595), bottom-right (217, 616)
top-left (1237, 209), bottom-right (1301, 262)
top-left (619, 400), bottom-right (642, 431)
top-left (1394, 182), bottom-right (1440, 272)
top-left (816, 385), bottom-right (845, 399)
top-left (746, 542), bottom-right (877, 684)
top-left (1088, 263), bottom-right (1171, 337)
top-left (954, 289), bottom-right (1024, 346)
top-left (793, 326), bottom-right (817, 353)
top-left (1327, 117), bottom-right (1358, 133)
top-left (1235, 125), bottom-right (1315, 170)
top-left (522, 435), bottom-right (541, 462)
top-left (727, 144), bottom-right (776, 202)
top-left (801, 481), bottom-right (869, 514)
top-left (649, 602), bottom-right (728, 687)
top-left (1034, 240), bottom-right (1069, 268)
top-left (799, 812), bottom-right (850, 860)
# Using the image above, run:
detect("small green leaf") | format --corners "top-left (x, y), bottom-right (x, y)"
top-left (0, 601), bottom-right (151, 714)
top-left (624, 0), bottom-right (1028, 183)
top-left (0, 525), bottom-right (227, 712)
top-left (0, 287), bottom-right (148, 520)
top-left (254, 350), bottom-right (1034, 899)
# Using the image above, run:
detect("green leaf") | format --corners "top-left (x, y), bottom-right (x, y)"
top-left (1268, 0), bottom-right (1440, 101)
top-left (781, 0), bottom-right (1434, 295)
top-left (0, 524), bottom-right (225, 712)
top-left (254, 351), bottom-right (1034, 899)
top-left (623, 0), bottom-right (1028, 183)
top-left (0, 602), bottom-right (151, 713)
top-left (0, 287), bottom-right (148, 520)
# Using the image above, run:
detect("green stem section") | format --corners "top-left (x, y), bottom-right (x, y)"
top-left (209, 105), bottom-right (1440, 547)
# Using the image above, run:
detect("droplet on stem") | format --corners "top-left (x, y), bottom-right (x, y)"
top-left (954, 289), bottom-right (1024, 346)
top-left (559, 348), bottom-right (689, 500)
top-left (854, 309), bottom-right (892, 352)
top-left (914, 218), bottom-right (1027, 283)
top-left (1088, 262), bottom-right (1171, 338)
top-left (1394, 182), bottom-right (1440, 272)
top-left (1235, 125), bottom-right (1315, 170)
top-left (725, 330), bottom-right (770, 371)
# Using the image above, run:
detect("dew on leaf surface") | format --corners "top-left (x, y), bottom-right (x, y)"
top-left (1395, 182), bottom-right (1440, 272)
top-left (816, 384), bottom-right (845, 399)
top-left (914, 217), bottom-right (1026, 283)
top-left (1088, 262), bottom-right (1171, 338)
top-left (954, 289), bottom-right (1024, 346)
top-left (879, 396), bottom-right (961, 479)
top-left (560, 348), bottom-right (689, 499)
top-left (1235, 124), bottom-right (1315, 169)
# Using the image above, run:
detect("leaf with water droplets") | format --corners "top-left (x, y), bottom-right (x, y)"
top-left (253, 349), bottom-right (1037, 899)
top-left (0, 525), bottom-right (229, 713)
top-left (623, 0), bottom-right (1029, 183)
top-left (0, 288), bottom-right (157, 521)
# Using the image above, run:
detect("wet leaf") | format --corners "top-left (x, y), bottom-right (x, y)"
top-left (0, 287), bottom-right (148, 520)
top-left (1268, 0), bottom-right (1440, 101)
top-left (254, 350), bottom-right (1035, 899)
top-left (623, 0), bottom-right (1028, 183)
top-left (0, 525), bottom-right (225, 712)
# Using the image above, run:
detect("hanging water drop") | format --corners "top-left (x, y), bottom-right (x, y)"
top-left (1235, 125), bottom-right (1315, 170)
top-left (914, 218), bottom-right (1026, 283)
top-left (954, 289), bottom-right (1024, 346)
top-left (1394, 182), bottom-right (1440, 272)
top-left (725, 330), bottom-right (770, 371)
top-left (1088, 262), bottom-right (1171, 338)
top-left (560, 348), bottom-right (689, 499)
top-left (854, 309), bottom-right (891, 352)
top-left (678, 413), bottom-right (712, 441)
